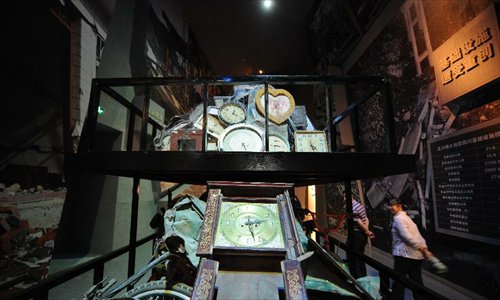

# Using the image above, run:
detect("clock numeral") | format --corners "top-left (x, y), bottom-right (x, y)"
top-left (246, 237), bottom-right (254, 245)
top-left (258, 236), bottom-right (266, 244)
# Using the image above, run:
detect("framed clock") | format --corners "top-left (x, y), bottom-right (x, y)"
top-left (218, 101), bottom-right (247, 125)
top-left (197, 182), bottom-right (303, 270)
top-left (294, 130), bottom-right (329, 152)
top-left (255, 87), bottom-right (295, 125)
top-left (193, 113), bottom-right (226, 138)
top-left (194, 182), bottom-right (309, 299)
top-left (214, 200), bottom-right (285, 249)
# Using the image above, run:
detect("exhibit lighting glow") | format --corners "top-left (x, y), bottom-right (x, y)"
top-left (259, 70), bottom-right (263, 74)
top-left (97, 106), bottom-right (105, 115)
top-left (308, 185), bottom-right (317, 240)
top-left (263, 0), bottom-right (273, 9)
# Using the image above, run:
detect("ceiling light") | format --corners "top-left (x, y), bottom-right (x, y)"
top-left (263, 0), bottom-right (273, 10)
top-left (259, 70), bottom-right (264, 74)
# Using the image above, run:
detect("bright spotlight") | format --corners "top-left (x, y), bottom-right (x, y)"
top-left (263, 0), bottom-right (273, 10)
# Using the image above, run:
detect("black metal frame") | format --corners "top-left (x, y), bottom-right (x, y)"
top-left (78, 75), bottom-right (396, 154)
top-left (9, 75), bottom-right (418, 299)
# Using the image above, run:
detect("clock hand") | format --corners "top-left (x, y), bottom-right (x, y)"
top-left (310, 143), bottom-right (317, 152)
top-left (241, 142), bottom-right (247, 150)
top-left (249, 225), bottom-right (255, 240)
top-left (253, 219), bottom-right (265, 226)
top-left (245, 216), bottom-right (255, 240)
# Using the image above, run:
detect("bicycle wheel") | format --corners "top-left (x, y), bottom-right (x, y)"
top-left (121, 280), bottom-right (192, 300)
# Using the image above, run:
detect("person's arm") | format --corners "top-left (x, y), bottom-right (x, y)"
top-left (356, 219), bottom-right (375, 238)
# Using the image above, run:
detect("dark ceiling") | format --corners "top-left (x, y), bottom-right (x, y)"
top-left (173, 0), bottom-right (321, 76)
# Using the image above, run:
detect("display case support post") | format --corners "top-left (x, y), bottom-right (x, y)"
top-left (344, 179), bottom-right (355, 254)
top-left (202, 82), bottom-right (209, 152)
top-left (128, 176), bottom-right (140, 283)
top-left (264, 80), bottom-right (270, 152)
top-left (382, 80), bottom-right (397, 154)
top-left (127, 113), bottom-right (135, 151)
top-left (139, 86), bottom-right (151, 150)
top-left (79, 80), bottom-right (101, 152)
top-left (93, 262), bottom-right (104, 285)
top-left (353, 106), bottom-right (361, 151)
top-left (325, 81), bottom-right (335, 152)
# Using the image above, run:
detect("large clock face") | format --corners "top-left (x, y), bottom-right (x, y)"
top-left (218, 124), bottom-right (264, 152)
top-left (214, 201), bottom-right (284, 249)
top-left (218, 102), bottom-right (246, 125)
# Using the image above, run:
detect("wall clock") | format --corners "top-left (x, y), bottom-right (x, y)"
top-left (268, 133), bottom-right (291, 152)
top-left (294, 130), bottom-right (329, 152)
top-left (214, 200), bottom-right (285, 249)
top-left (218, 124), bottom-right (264, 152)
top-left (218, 101), bottom-right (247, 125)
top-left (194, 113), bottom-right (226, 138)
top-left (255, 88), bottom-right (295, 125)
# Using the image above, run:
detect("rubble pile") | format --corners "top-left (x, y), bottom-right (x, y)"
top-left (0, 183), bottom-right (64, 298)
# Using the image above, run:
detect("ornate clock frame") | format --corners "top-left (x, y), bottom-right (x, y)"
top-left (194, 181), bottom-right (308, 299)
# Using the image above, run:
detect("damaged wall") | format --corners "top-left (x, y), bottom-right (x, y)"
top-left (312, 0), bottom-right (500, 297)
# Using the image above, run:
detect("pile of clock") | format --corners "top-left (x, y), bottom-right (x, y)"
top-left (153, 85), bottom-right (329, 153)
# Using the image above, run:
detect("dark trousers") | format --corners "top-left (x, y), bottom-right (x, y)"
top-left (346, 230), bottom-right (367, 278)
top-left (392, 256), bottom-right (424, 300)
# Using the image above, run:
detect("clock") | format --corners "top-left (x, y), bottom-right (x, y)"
top-left (214, 201), bottom-right (285, 249)
top-left (194, 182), bottom-right (308, 298)
top-left (255, 88), bottom-right (295, 125)
top-left (194, 113), bottom-right (226, 138)
top-left (294, 130), bottom-right (329, 152)
top-left (218, 124), bottom-right (264, 152)
top-left (218, 101), bottom-right (247, 125)
top-left (268, 133), bottom-right (291, 152)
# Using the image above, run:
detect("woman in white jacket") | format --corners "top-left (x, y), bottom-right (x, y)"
top-left (389, 198), bottom-right (447, 299)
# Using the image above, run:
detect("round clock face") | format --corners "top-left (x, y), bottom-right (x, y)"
top-left (218, 124), bottom-right (264, 152)
top-left (219, 102), bottom-right (246, 125)
top-left (215, 202), bottom-right (284, 248)
top-left (268, 134), bottom-right (290, 152)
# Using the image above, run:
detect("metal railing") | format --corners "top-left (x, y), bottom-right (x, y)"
top-left (321, 233), bottom-right (447, 300)
top-left (4, 233), bottom-right (156, 300)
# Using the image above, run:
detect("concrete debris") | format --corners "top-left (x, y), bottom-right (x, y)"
top-left (0, 184), bottom-right (66, 197)
top-left (4, 184), bottom-right (21, 196)
top-left (0, 204), bottom-right (58, 298)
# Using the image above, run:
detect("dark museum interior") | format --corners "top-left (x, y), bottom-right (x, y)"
top-left (0, 0), bottom-right (499, 299)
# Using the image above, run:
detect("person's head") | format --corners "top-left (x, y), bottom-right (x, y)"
top-left (388, 198), bottom-right (404, 215)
